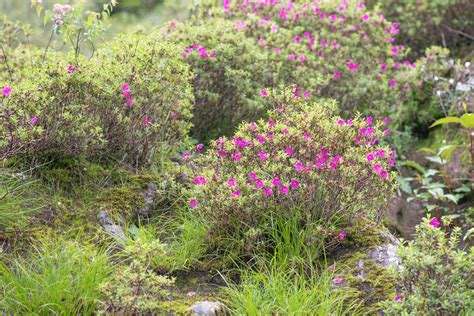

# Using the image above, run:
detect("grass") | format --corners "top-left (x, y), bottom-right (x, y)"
top-left (225, 259), bottom-right (361, 315)
top-left (0, 238), bottom-right (111, 315)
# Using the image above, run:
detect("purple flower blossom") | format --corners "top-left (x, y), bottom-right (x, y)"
top-left (2, 86), bottom-right (12, 96)
top-left (430, 217), bottom-right (441, 228)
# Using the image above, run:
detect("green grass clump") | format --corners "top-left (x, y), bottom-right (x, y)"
top-left (0, 238), bottom-right (111, 315)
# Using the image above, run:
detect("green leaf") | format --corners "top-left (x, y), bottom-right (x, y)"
top-left (460, 113), bottom-right (474, 129)
top-left (430, 117), bottom-right (463, 128)
top-left (403, 160), bottom-right (426, 175)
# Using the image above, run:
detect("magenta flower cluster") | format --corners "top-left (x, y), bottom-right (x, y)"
top-left (121, 83), bottom-right (134, 106)
top-left (183, 43), bottom-right (216, 59)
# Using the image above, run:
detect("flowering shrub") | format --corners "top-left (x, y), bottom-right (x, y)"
top-left (165, 18), bottom-right (272, 141)
top-left (382, 217), bottom-right (474, 315)
top-left (369, 0), bottom-right (474, 53)
top-left (0, 34), bottom-right (193, 166)
top-left (169, 0), bottom-right (448, 142)
top-left (185, 89), bottom-right (396, 259)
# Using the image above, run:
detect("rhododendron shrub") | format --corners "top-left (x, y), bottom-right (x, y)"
top-left (0, 34), bottom-right (193, 166)
top-left (381, 217), bottom-right (474, 315)
top-left (185, 89), bottom-right (396, 259)
top-left (368, 0), bottom-right (474, 53)
top-left (165, 18), bottom-right (272, 141)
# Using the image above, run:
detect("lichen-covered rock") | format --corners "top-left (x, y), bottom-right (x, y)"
top-left (332, 221), bottom-right (401, 310)
top-left (188, 301), bottom-right (229, 316)
top-left (97, 210), bottom-right (126, 241)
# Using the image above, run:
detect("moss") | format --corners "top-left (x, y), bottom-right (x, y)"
top-left (97, 186), bottom-right (146, 220)
top-left (346, 217), bottom-right (389, 249)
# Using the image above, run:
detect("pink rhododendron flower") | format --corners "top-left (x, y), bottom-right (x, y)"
top-left (258, 151), bottom-right (267, 160)
top-left (285, 147), bottom-right (294, 156)
top-left (294, 36), bottom-right (301, 43)
top-left (272, 177), bottom-right (281, 186)
top-left (374, 163), bottom-right (382, 171)
top-left (333, 71), bottom-right (341, 79)
top-left (255, 179), bottom-right (264, 188)
top-left (385, 128), bottom-right (391, 136)
top-left (379, 170), bottom-right (388, 179)
top-left (389, 79), bottom-right (398, 87)
top-left (30, 117), bottom-right (38, 126)
top-left (290, 180), bottom-right (299, 188)
top-left (332, 276), bottom-right (343, 285)
top-left (2, 86), bottom-right (12, 96)
top-left (189, 199), bottom-right (198, 208)
top-left (260, 89), bottom-right (268, 97)
top-left (67, 65), bottom-right (75, 73)
top-left (394, 294), bottom-right (404, 302)
top-left (430, 217), bottom-right (441, 228)
top-left (337, 119), bottom-right (345, 125)
top-left (182, 152), bottom-right (190, 159)
top-left (361, 14), bottom-right (370, 22)
top-left (384, 117), bottom-right (391, 125)
top-left (196, 144), bottom-right (203, 151)
top-left (228, 178), bottom-right (236, 187)
top-left (234, 153), bottom-right (242, 161)
top-left (194, 176), bottom-right (207, 185)
top-left (280, 186), bottom-right (289, 194)
top-left (380, 64), bottom-right (387, 72)
top-left (218, 150), bottom-right (227, 157)
top-left (366, 116), bottom-right (373, 125)
top-left (299, 55), bottom-right (305, 62)
top-left (303, 91), bottom-right (310, 99)
top-left (347, 119), bottom-right (353, 126)
top-left (366, 154), bottom-right (375, 162)
top-left (232, 190), bottom-right (241, 198)
top-left (338, 231), bottom-right (346, 240)
top-left (289, 54), bottom-right (295, 60)
top-left (248, 172), bottom-right (257, 180)
top-left (264, 187), bottom-right (273, 196)
top-left (294, 161), bottom-right (304, 171)
top-left (143, 116), bottom-right (151, 126)
top-left (268, 119), bottom-right (276, 127)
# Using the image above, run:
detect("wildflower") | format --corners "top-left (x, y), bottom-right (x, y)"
top-left (126, 98), bottom-right (134, 106)
top-left (347, 62), bottom-right (359, 71)
top-left (299, 55), bottom-right (305, 62)
top-left (264, 188), bottom-right (273, 196)
top-left (194, 176), bottom-right (207, 185)
top-left (385, 128), bottom-right (391, 136)
top-left (288, 180), bottom-right (299, 189)
top-left (294, 161), bottom-right (304, 171)
top-left (384, 117), bottom-right (391, 125)
top-left (380, 64), bottom-right (387, 72)
top-left (143, 116), bottom-right (151, 126)
top-left (248, 172), bottom-right (257, 181)
top-left (260, 89), bottom-right (268, 97)
top-left (272, 177), bottom-right (281, 186)
top-left (366, 154), bottom-right (375, 162)
top-left (234, 153), bottom-right (242, 161)
top-left (379, 170), bottom-right (388, 179)
top-left (228, 178), bottom-right (236, 187)
top-left (389, 79), bottom-right (398, 87)
top-left (2, 86), bottom-right (12, 97)
top-left (282, 128), bottom-right (289, 135)
top-left (268, 119), bottom-right (276, 127)
top-left (255, 179), bottom-right (264, 188)
top-left (182, 152), bottom-right (190, 160)
top-left (67, 65), bottom-right (75, 73)
top-left (303, 91), bottom-right (310, 98)
top-left (121, 83), bottom-right (130, 91)
top-left (337, 119), bottom-right (345, 125)
top-left (280, 186), bottom-right (289, 194)
top-left (189, 199), bottom-right (198, 208)
top-left (338, 231), bottom-right (346, 240)
top-left (394, 294), bottom-right (404, 302)
top-left (347, 119), bottom-right (353, 126)
top-left (332, 276), bottom-right (344, 285)
top-left (285, 147), bottom-right (294, 156)
top-left (30, 117), bottom-right (38, 126)
top-left (366, 116), bottom-right (373, 125)
top-left (257, 136), bottom-right (266, 144)
top-left (232, 190), bottom-right (241, 198)
top-left (294, 36), bottom-right (301, 43)
top-left (374, 163), bottom-right (382, 171)
top-left (429, 217), bottom-right (441, 228)
top-left (218, 150), bottom-right (227, 157)
top-left (333, 71), bottom-right (341, 79)
top-left (289, 53), bottom-right (295, 60)
top-left (196, 144), bottom-right (203, 151)
top-left (361, 14), bottom-right (369, 22)
top-left (258, 151), bottom-right (267, 160)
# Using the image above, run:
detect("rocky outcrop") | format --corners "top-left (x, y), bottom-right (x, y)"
top-left (188, 301), bottom-right (229, 316)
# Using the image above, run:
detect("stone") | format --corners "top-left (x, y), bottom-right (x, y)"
top-left (188, 301), bottom-right (229, 316)
top-left (97, 210), bottom-right (126, 241)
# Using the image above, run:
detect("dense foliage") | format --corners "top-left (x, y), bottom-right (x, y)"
top-left (185, 89), bottom-right (396, 259)
top-left (0, 34), bottom-right (193, 167)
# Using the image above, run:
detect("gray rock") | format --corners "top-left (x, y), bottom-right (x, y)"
top-left (188, 301), bottom-right (229, 316)
top-left (98, 210), bottom-right (126, 241)
top-left (138, 182), bottom-right (157, 216)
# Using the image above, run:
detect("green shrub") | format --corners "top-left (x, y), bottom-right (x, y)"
top-left (185, 89), bottom-right (396, 261)
top-left (99, 225), bottom-right (175, 314)
top-left (368, 0), bottom-right (474, 54)
top-left (166, 17), bottom-right (272, 141)
top-left (0, 33), bottom-right (193, 167)
top-left (167, 0), bottom-right (448, 142)
top-left (381, 217), bottom-right (474, 315)
top-left (0, 238), bottom-right (111, 315)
